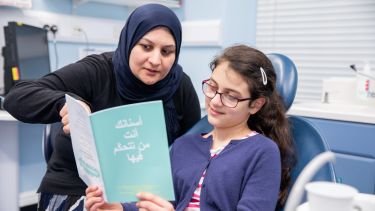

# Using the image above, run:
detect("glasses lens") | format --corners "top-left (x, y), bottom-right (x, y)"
top-left (202, 82), bottom-right (216, 98)
top-left (221, 94), bottom-right (238, 108)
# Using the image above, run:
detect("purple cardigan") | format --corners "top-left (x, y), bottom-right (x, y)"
top-left (122, 133), bottom-right (281, 211)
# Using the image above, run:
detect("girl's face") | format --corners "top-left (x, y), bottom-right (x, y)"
top-left (205, 61), bottom-right (258, 129)
top-left (129, 27), bottom-right (176, 85)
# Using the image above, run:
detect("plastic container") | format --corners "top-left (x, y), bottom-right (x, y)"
top-left (356, 63), bottom-right (375, 104)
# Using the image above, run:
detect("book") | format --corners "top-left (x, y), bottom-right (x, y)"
top-left (65, 94), bottom-right (175, 203)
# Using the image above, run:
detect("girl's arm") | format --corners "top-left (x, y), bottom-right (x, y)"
top-left (237, 145), bottom-right (282, 211)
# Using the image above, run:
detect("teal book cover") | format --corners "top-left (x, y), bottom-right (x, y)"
top-left (66, 95), bottom-right (174, 203)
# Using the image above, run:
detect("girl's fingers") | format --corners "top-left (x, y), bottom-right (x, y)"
top-left (137, 201), bottom-right (163, 211)
top-left (87, 200), bottom-right (105, 211)
top-left (136, 192), bottom-right (174, 210)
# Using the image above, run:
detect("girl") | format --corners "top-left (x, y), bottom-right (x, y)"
top-left (85, 45), bottom-right (295, 211)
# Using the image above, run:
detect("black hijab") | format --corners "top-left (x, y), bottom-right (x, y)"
top-left (112, 4), bottom-right (183, 144)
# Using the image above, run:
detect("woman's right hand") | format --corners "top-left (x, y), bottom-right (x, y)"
top-left (59, 101), bottom-right (91, 134)
top-left (85, 186), bottom-right (122, 211)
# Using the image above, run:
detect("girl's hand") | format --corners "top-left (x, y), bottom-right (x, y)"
top-left (136, 192), bottom-right (175, 211)
top-left (85, 186), bottom-right (122, 211)
top-left (60, 101), bottom-right (90, 134)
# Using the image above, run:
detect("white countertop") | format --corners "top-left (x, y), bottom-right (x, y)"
top-left (288, 102), bottom-right (375, 124)
top-left (0, 110), bottom-right (16, 121)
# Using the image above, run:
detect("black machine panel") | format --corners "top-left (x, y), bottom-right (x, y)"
top-left (2, 22), bottom-right (50, 94)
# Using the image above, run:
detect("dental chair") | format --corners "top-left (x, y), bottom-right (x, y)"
top-left (185, 53), bottom-right (336, 209)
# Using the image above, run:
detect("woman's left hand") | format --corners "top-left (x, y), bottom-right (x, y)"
top-left (136, 192), bottom-right (175, 211)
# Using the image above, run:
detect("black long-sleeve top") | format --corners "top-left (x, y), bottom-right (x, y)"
top-left (4, 52), bottom-right (201, 195)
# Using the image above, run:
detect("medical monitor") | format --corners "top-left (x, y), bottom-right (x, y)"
top-left (2, 22), bottom-right (50, 94)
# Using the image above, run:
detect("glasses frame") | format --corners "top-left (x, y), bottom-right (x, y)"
top-left (201, 79), bottom-right (252, 108)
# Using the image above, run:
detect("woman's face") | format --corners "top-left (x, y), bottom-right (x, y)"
top-left (205, 61), bottom-right (253, 129)
top-left (129, 27), bottom-right (176, 85)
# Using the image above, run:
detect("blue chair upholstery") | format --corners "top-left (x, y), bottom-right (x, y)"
top-left (289, 116), bottom-right (336, 184)
top-left (268, 53), bottom-right (336, 184)
top-left (185, 53), bottom-right (336, 209)
top-left (267, 53), bottom-right (298, 110)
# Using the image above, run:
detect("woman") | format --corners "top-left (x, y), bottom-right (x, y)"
top-left (85, 45), bottom-right (296, 211)
top-left (3, 4), bottom-right (201, 211)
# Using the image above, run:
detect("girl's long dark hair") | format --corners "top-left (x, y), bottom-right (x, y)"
top-left (210, 45), bottom-right (296, 209)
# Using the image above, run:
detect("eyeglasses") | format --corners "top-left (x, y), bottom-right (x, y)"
top-left (202, 79), bottom-right (252, 108)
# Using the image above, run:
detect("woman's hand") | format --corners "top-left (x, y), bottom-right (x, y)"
top-left (59, 101), bottom-right (91, 134)
top-left (136, 192), bottom-right (175, 211)
top-left (85, 186), bottom-right (122, 211)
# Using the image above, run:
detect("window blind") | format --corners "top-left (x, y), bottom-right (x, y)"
top-left (256, 0), bottom-right (375, 102)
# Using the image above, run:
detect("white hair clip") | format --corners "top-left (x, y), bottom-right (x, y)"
top-left (260, 67), bottom-right (268, 85)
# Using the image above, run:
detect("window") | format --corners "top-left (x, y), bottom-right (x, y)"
top-left (256, 0), bottom-right (375, 102)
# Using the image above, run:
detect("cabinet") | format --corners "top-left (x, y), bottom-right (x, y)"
top-left (288, 102), bottom-right (375, 193)
top-left (302, 117), bottom-right (375, 194)
top-left (0, 111), bottom-right (45, 210)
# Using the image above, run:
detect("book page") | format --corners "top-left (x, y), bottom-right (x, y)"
top-left (89, 101), bottom-right (175, 203)
top-left (65, 94), bottom-right (104, 189)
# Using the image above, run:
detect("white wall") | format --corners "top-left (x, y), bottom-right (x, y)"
top-left (0, 0), bottom-right (258, 104)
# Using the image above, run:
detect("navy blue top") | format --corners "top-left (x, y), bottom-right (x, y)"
top-left (123, 133), bottom-right (281, 211)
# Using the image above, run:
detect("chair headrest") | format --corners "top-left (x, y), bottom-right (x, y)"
top-left (267, 53), bottom-right (298, 111)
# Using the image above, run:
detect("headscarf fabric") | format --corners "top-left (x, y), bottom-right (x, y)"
top-left (112, 4), bottom-right (183, 144)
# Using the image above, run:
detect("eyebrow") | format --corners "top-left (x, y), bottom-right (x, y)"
top-left (209, 78), bottom-right (243, 95)
top-left (138, 38), bottom-right (175, 48)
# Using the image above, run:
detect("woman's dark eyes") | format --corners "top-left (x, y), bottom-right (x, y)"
top-left (161, 49), bottom-right (174, 56)
top-left (139, 44), bottom-right (174, 56)
top-left (140, 44), bottom-right (151, 50)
